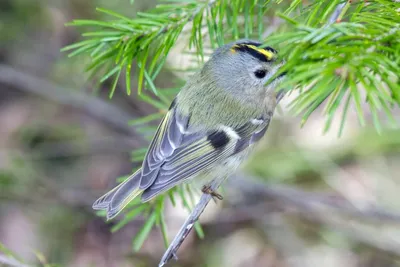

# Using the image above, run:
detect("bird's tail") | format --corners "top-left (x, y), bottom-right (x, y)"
top-left (92, 169), bottom-right (143, 220)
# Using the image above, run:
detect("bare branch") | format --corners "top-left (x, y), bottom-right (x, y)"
top-left (0, 136), bottom-right (136, 160)
top-left (158, 178), bottom-right (224, 267)
top-left (308, 212), bottom-right (400, 256)
top-left (229, 173), bottom-right (400, 223)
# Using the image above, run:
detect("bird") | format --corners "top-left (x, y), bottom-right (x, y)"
top-left (92, 39), bottom-right (285, 220)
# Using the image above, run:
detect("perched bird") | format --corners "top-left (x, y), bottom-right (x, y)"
top-left (93, 39), bottom-right (285, 219)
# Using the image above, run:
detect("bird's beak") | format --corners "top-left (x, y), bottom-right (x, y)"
top-left (275, 89), bottom-right (286, 103)
top-left (271, 60), bottom-right (287, 83)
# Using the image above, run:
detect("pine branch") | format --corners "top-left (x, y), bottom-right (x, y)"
top-left (62, 0), bottom-right (220, 98)
top-left (269, 0), bottom-right (400, 134)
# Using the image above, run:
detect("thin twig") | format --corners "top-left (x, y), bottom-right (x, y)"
top-left (158, 178), bottom-right (223, 267)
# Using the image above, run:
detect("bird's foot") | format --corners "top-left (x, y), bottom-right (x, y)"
top-left (201, 185), bottom-right (223, 202)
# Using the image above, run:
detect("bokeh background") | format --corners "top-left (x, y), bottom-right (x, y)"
top-left (1, 1), bottom-right (400, 267)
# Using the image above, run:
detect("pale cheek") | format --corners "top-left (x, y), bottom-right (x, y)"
top-left (244, 80), bottom-right (262, 95)
top-left (264, 91), bottom-right (277, 110)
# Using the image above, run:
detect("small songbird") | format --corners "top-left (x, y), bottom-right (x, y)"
top-left (93, 39), bottom-right (285, 219)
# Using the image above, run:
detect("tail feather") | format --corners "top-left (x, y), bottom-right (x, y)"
top-left (92, 169), bottom-right (143, 220)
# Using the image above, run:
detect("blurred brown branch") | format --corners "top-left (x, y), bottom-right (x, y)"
top-left (229, 173), bottom-right (400, 223)
top-left (0, 64), bottom-right (142, 139)
top-left (0, 136), bottom-right (135, 160)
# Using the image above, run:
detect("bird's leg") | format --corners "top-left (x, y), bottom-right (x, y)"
top-left (201, 185), bottom-right (223, 201)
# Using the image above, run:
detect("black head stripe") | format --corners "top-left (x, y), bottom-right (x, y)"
top-left (235, 41), bottom-right (277, 54)
top-left (231, 42), bottom-right (277, 62)
top-left (263, 46), bottom-right (278, 54)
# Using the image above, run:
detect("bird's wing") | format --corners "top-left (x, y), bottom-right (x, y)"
top-left (232, 113), bottom-right (272, 155)
top-left (138, 101), bottom-right (272, 201)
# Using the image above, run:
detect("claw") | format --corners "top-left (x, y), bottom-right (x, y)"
top-left (172, 252), bottom-right (178, 260)
top-left (201, 185), bottom-right (223, 202)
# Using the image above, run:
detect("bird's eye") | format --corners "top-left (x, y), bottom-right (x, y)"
top-left (254, 69), bottom-right (267, 79)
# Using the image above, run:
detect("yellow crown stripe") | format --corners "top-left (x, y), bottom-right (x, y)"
top-left (245, 45), bottom-right (275, 60)
top-left (230, 44), bottom-right (276, 60)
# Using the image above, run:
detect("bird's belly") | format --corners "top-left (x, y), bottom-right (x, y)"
top-left (188, 147), bottom-right (254, 191)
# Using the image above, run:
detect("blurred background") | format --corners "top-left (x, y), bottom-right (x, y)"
top-left (1, 1), bottom-right (400, 267)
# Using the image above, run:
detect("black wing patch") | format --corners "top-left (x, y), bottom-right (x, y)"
top-left (207, 131), bottom-right (230, 149)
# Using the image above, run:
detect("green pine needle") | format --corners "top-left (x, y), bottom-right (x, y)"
top-left (132, 211), bottom-right (157, 252)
